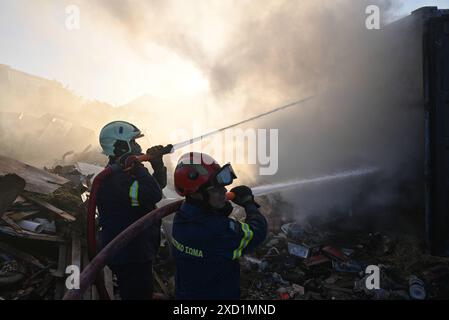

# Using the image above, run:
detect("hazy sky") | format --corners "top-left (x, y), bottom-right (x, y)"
top-left (0, 0), bottom-right (448, 106)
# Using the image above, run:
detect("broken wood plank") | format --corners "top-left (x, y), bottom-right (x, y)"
top-left (0, 226), bottom-right (65, 242)
top-left (0, 155), bottom-right (69, 195)
top-left (51, 244), bottom-right (68, 278)
top-left (0, 174), bottom-right (25, 216)
top-left (0, 242), bottom-right (45, 268)
top-left (5, 210), bottom-right (40, 221)
top-left (71, 233), bottom-right (81, 270)
top-left (22, 195), bottom-right (76, 222)
top-left (1, 215), bottom-right (24, 233)
top-left (104, 266), bottom-right (114, 300)
top-left (68, 233), bottom-right (82, 299)
top-left (53, 244), bottom-right (68, 300)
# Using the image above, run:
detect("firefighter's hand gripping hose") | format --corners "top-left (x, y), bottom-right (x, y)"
top-left (228, 186), bottom-right (260, 208)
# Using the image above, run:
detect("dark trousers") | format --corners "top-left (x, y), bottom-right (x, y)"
top-left (110, 261), bottom-right (154, 300)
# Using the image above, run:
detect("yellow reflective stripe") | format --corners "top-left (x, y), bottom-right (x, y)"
top-left (129, 181), bottom-right (139, 207)
top-left (242, 223), bottom-right (254, 248)
top-left (233, 223), bottom-right (251, 259)
top-left (232, 222), bottom-right (254, 260)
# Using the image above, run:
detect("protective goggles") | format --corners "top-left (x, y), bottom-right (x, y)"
top-left (129, 139), bottom-right (143, 155)
top-left (212, 163), bottom-right (237, 187)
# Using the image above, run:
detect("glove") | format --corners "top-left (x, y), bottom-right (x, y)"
top-left (117, 154), bottom-right (141, 173)
top-left (146, 145), bottom-right (164, 168)
top-left (229, 185), bottom-right (260, 208)
top-left (146, 145), bottom-right (172, 169)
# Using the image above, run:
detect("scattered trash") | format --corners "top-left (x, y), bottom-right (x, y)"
top-left (0, 159), bottom-right (95, 300)
top-left (1, 155), bottom-right (448, 300)
top-left (244, 256), bottom-right (269, 272)
top-left (281, 223), bottom-right (304, 240)
top-left (276, 288), bottom-right (290, 300)
top-left (265, 246), bottom-right (280, 257)
top-left (272, 272), bottom-right (290, 286)
top-left (16, 220), bottom-right (44, 233)
top-left (332, 260), bottom-right (363, 273)
top-left (287, 242), bottom-right (310, 259)
top-left (304, 255), bottom-right (330, 267)
top-left (33, 218), bottom-right (56, 234)
top-left (290, 283), bottom-right (305, 296)
top-left (322, 246), bottom-right (350, 262)
top-left (238, 214), bottom-right (449, 300)
top-left (276, 283), bottom-right (305, 299)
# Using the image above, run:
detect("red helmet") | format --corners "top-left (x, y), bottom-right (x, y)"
top-left (174, 152), bottom-right (236, 196)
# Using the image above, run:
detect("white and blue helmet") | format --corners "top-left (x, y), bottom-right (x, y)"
top-left (99, 121), bottom-right (144, 156)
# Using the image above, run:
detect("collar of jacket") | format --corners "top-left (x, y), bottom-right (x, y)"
top-left (179, 201), bottom-right (210, 219)
top-left (179, 200), bottom-right (234, 220)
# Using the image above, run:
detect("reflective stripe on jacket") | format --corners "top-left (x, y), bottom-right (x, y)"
top-left (172, 201), bottom-right (267, 299)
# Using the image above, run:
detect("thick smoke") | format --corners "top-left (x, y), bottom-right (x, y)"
top-left (86, 0), bottom-right (425, 223)
top-left (1, 0), bottom-right (426, 225)
top-left (213, 0), bottom-right (424, 223)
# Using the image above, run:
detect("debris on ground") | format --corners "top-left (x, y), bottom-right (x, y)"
top-left (2, 155), bottom-right (449, 300)
top-left (0, 157), bottom-right (98, 300)
top-left (0, 155), bottom-right (68, 195)
top-left (153, 212), bottom-right (449, 300)
top-left (235, 218), bottom-right (449, 300)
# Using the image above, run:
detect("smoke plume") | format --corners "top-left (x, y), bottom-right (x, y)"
top-left (0, 0), bottom-right (426, 225)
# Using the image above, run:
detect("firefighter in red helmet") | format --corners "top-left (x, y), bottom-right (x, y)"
top-left (172, 152), bottom-right (267, 299)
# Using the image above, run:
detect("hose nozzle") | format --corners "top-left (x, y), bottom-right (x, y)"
top-left (135, 144), bottom-right (174, 163)
top-left (226, 192), bottom-right (235, 201)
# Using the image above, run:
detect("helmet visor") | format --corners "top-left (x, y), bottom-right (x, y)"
top-left (213, 163), bottom-right (237, 186)
top-left (129, 139), bottom-right (143, 155)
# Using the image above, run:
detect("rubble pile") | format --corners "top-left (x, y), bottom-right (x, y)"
top-left (0, 156), bottom-right (102, 300)
top-left (238, 220), bottom-right (449, 300)
top-left (151, 211), bottom-right (449, 301)
top-left (1, 154), bottom-right (449, 300)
